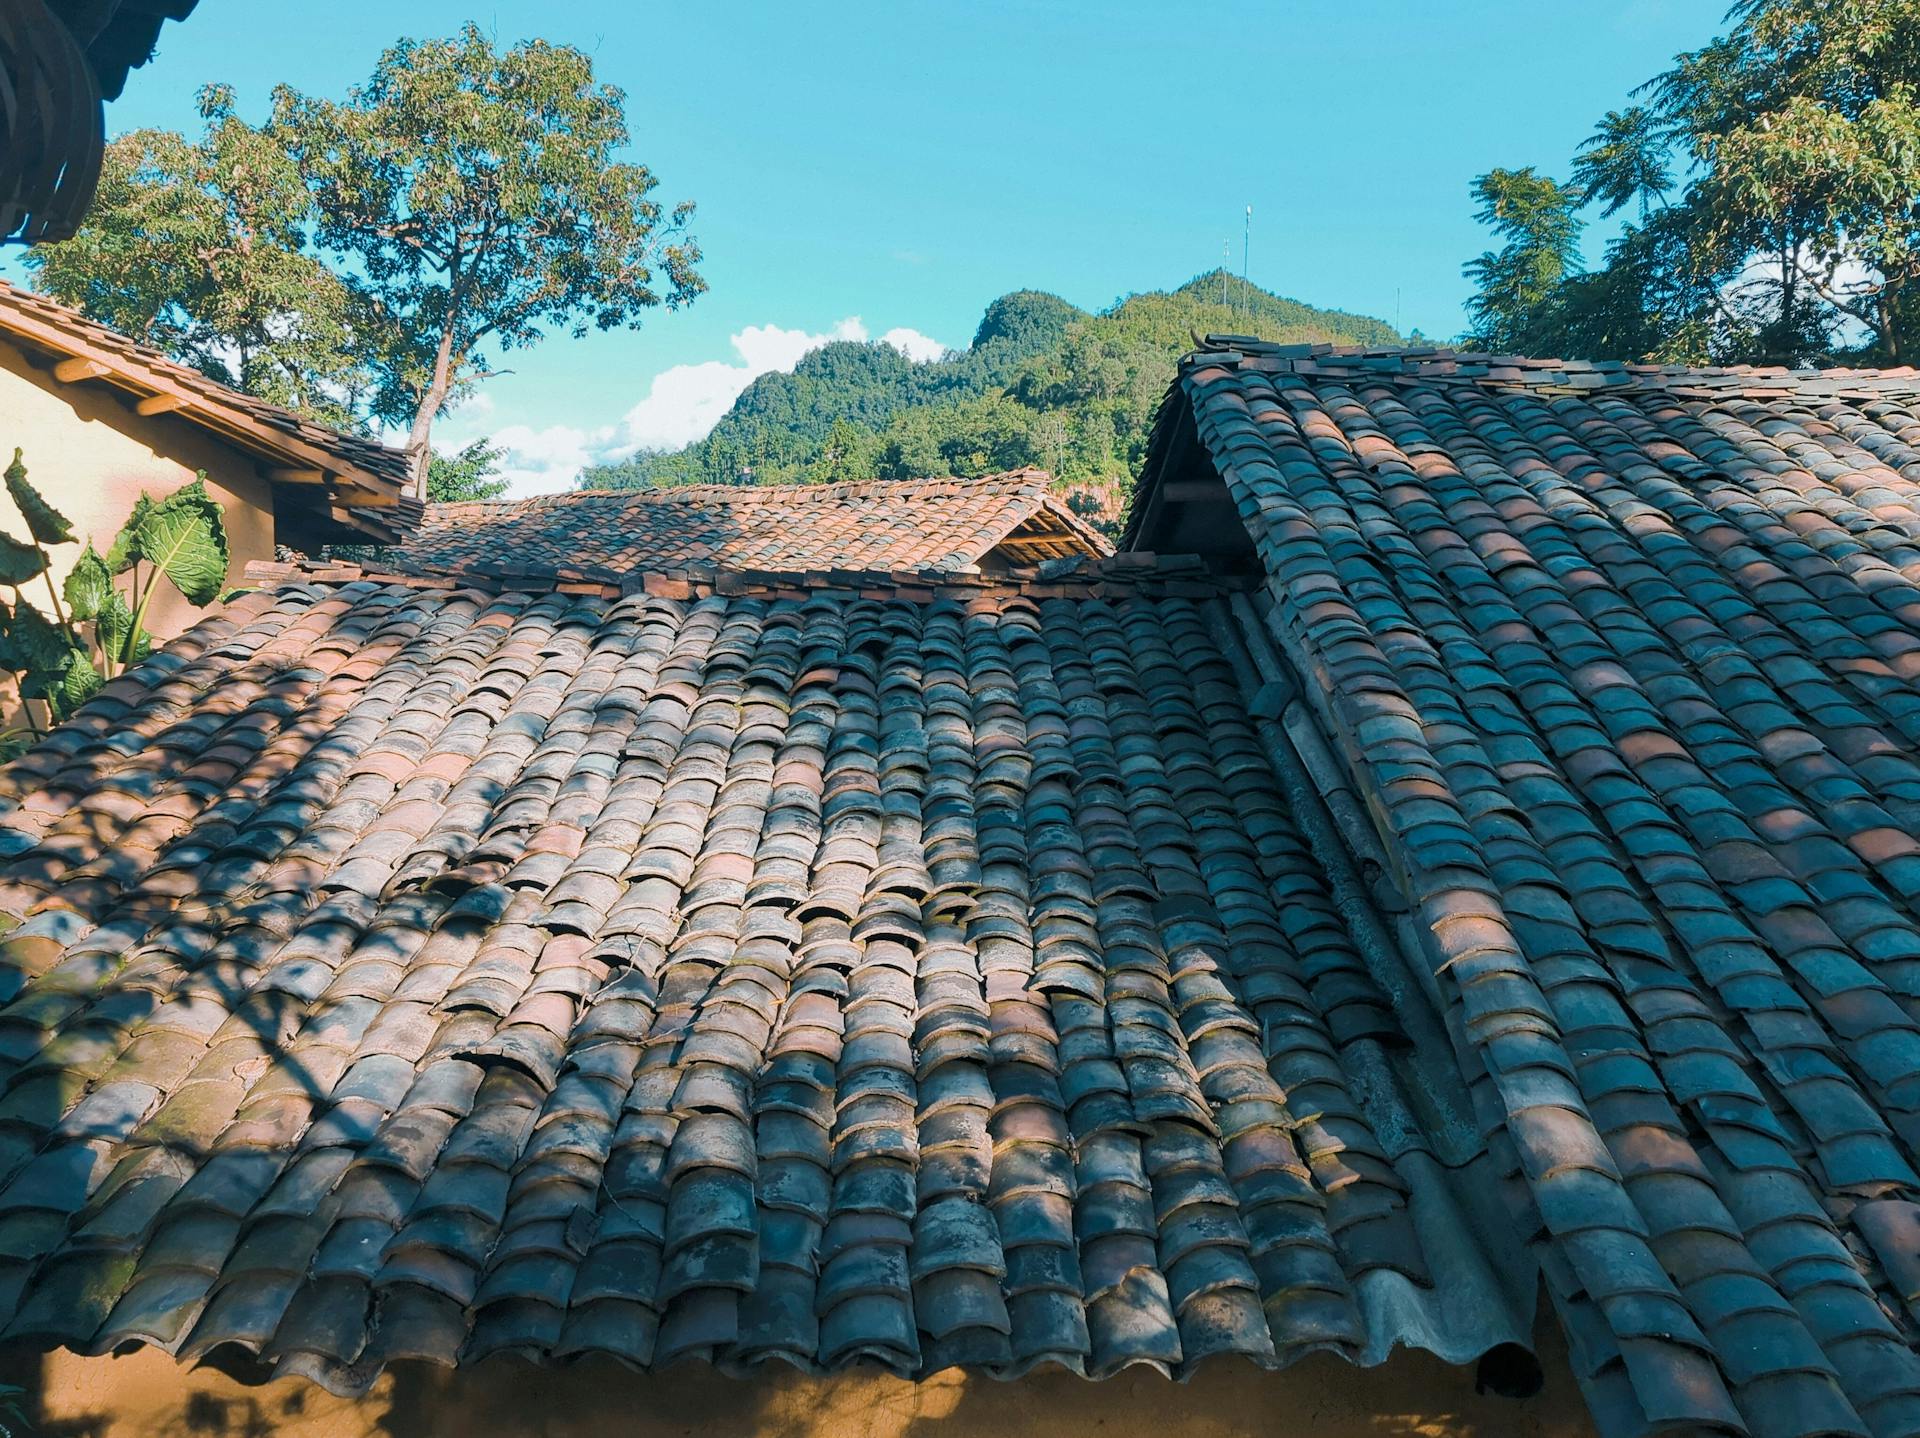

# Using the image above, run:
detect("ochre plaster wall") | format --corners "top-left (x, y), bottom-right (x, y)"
top-left (0, 1324), bottom-right (1597, 1438)
top-left (0, 336), bottom-right (275, 645)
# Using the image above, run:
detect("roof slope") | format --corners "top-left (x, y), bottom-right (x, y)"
top-left (1134, 340), bottom-right (1920, 1437)
top-left (0, 569), bottom-right (1530, 1391)
top-left (392, 472), bottom-right (1110, 584)
top-left (0, 282), bottom-right (417, 543)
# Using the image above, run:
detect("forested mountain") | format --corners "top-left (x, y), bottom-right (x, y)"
top-left (580, 273), bottom-right (1402, 506)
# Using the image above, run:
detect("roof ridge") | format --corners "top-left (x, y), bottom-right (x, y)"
top-left (1183, 336), bottom-right (1920, 398)
top-left (453, 469), bottom-right (1056, 511)
top-left (402, 468), bottom-right (1107, 582)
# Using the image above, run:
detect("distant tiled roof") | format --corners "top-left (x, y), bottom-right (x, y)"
top-left (0, 568), bottom-right (1535, 1390)
top-left (1134, 340), bottom-right (1920, 1437)
top-left (392, 472), bottom-right (1109, 584)
top-left (0, 282), bottom-right (418, 543)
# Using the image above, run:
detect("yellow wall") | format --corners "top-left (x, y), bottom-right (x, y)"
top-left (0, 1325), bottom-right (1597, 1438)
top-left (0, 336), bottom-right (276, 645)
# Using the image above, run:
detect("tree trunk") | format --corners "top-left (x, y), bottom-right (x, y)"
top-left (406, 324), bottom-right (459, 499)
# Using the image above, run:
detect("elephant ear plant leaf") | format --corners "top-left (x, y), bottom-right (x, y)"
top-left (0, 456), bottom-right (232, 759)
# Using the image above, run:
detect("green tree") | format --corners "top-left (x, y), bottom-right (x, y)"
top-left (805, 419), bottom-right (882, 484)
top-left (1460, 168), bottom-right (1585, 352)
top-left (28, 86), bottom-right (362, 420)
top-left (425, 438), bottom-right (509, 503)
top-left (274, 25), bottom-right (705, 492)
top-left (1464, 0), bottom-right (1920, 364)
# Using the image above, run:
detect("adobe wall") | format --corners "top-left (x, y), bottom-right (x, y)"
top-left (0, 1322), bottom-right (1596, 1438)
top-left (0, 336), bottom-right (275, 646)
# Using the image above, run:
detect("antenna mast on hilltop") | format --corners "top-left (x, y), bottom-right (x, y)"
top-left (1221, 243), bottom-right (1229, 308)
top-left (1243, 204), bottom-right (1252, 323)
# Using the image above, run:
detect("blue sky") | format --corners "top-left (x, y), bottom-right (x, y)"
top-left (35, 0), bottom-right (1727, 492)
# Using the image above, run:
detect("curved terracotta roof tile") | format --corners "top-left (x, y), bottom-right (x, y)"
top-left (0, 577), bottom-right (1531, 1390)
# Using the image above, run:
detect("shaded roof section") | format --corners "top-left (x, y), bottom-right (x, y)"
top-left (392, 471), bottom-right (1110, 585)
top-left (1134, 339), bottom-right (1920, 1437)
top-left (0, 282), bottom-right (418, 543)
top-left (0, 568), bottom-right (1533, 1391)
top-left (3, 1), bottom-right (199, 243)
top-left (49, 0), bottom-right (200, 101)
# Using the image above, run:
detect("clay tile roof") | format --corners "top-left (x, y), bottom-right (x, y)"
top-left (0, 573), bottom-right (1527, 1391)
top-left (0, 281), bottom-right (419, 543)
top-left (391, 470), bottom-right (1111, 583)
top-left (1132, 340), bottom-right (1920, 1438)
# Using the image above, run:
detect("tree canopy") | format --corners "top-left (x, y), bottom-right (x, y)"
top-left (276, 24), bottom-right (704, 488)
top-left (425, 438), bottom-right (510, 503)
top-left (29, 87), bottom-right (362, 422)
top-left (1461, 0), bottom-right (1920, 365)
top-left (30, 26), bottom-right (704, 487)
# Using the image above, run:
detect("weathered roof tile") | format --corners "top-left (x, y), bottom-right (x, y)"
top-left (1132, 339), bottom-right (1920, 1438)
top-left (0, 564), bottom-right (1526, 1393)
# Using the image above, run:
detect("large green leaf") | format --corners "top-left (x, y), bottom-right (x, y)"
top-left (0, 530), bottom-right (46, 586)
top-left (103, 494), bottom-right (154, 576)
top-left (8, 603), bottom-right (70, 676)
top-left (57, 651), bottom-right (102, 713)
top-left (4, 450), bottom-right (72, 546)
top-left (130, 478), bottom-right (229, 607)
top-left (94, 591), bottom-right (135, 668)
top-left (63, 544), bottom-right (113, 623)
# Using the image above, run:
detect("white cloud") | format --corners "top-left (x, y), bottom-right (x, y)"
top-left (488, 421), bottom-right (613, 498)
top-left (473, 313), bottom-right (951, 498)
top-left (882, 327), bottom-right (947, 363)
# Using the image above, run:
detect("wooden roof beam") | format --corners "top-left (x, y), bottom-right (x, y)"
top-left (52, 356), bottom-right (110, 383)
top-left (134, 392), bottom-right (188, 417)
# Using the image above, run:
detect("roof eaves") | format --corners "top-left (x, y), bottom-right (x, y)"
top-left (0, 281), bottom-right (414, 539)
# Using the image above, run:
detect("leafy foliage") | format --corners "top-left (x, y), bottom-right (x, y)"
top-left (27, 88), bottom-right (365, 421)
top-left (274, 24), bottom-right (705, 485)
top-left (1460, 169), bottom-right (1585, 353)
top-left (0, 461), bottom-right (229, 754)
top-left (29, 28), bottom-right (704, 480)
top-left (425, 438), bottom-right (510, 503)
top-left (1463, 0), bottom-right (1920, 364)
top-left (581, 272), bottom-right (1399, 493)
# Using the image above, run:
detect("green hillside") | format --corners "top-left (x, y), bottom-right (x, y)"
top-left (580, 273), bottom-right (1402, 508)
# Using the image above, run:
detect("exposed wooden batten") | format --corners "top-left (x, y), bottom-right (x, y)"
top-left (51, 356), bottom-right (110, 383)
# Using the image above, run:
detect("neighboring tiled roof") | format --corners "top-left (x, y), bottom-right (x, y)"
top-left (1133, 339), bottom-right (1920, 1437)
top-left (391, 472), bottom-right (1110, 584)
top-left (0, 567), bottom-right (1534, 1392)
top-left (0, 281), bottom-right (418, 543)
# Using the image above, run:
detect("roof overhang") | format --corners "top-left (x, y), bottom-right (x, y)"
top-left (0, 286), bottom-right (417, 543)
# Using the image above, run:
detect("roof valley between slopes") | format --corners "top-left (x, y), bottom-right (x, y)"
top-left (1137, 340), bottom-right (1920, 1438)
